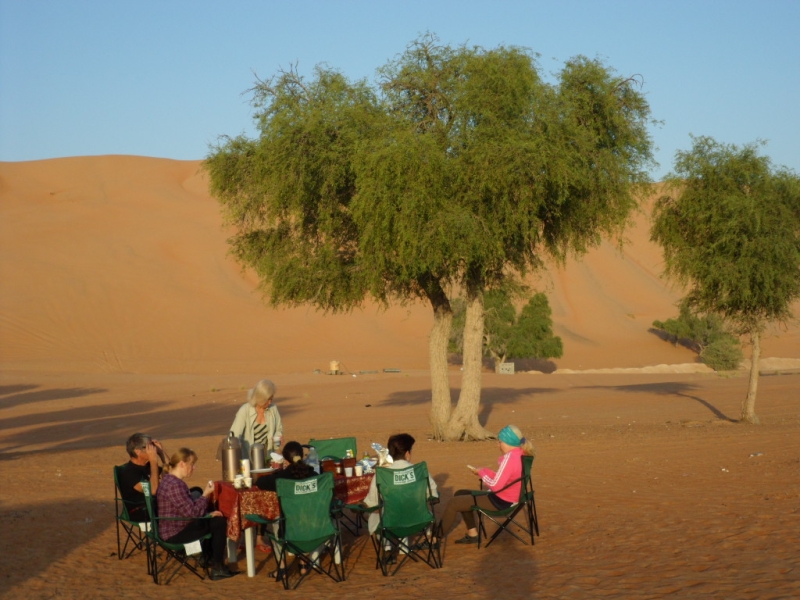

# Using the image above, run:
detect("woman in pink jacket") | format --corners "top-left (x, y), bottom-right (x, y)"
top-left (441, 425), bottom-right (535, 544)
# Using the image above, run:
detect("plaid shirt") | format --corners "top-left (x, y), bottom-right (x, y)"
top-left (155, 473), bottom-right (209, 540)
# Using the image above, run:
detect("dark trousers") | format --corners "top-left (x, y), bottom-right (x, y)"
top-left (441, 489), bottom-right (497, 535)
top-left (166, 516), bottom-right (228, 567)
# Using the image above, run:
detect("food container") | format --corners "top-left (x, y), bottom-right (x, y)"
top-left (250, 443), bottom-right (266, 470)
top-left (221, 432), bottom-right (242, 482)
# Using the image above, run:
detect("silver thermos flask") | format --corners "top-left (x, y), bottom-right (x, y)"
top-left (251, 442), bottom-right (266, 470)
top-left (221, 432), bottom-right (242, 482)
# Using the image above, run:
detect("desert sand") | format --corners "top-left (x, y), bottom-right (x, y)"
top-left (0, 156), bottom-right (798, 599)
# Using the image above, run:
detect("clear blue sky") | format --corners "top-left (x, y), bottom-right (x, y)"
top-left (1, 0), bottom-right (798, 179)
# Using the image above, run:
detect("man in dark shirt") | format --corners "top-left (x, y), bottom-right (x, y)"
top-left (118, 432), bottom-right (168, 522)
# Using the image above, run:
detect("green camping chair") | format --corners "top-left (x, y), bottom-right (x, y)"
top-left (307, 437), bottom-right (357, 460)
top-left (141, 481), bottom-right (212, 585)
top-left (306, 437), bottom-right (362, 535)
top-left (368, 462), bottom-right (442, 576)
top-left (470, 454), bottom-right (538, 548)
top-left (113, 465), bottom-right (147, 561)
top-left (248, 471), bottom-right (344, 589)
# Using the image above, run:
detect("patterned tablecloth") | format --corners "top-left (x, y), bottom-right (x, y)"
top-left (215, 473), bottom-right (374, 540)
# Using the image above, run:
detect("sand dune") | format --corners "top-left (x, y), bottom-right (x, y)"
top-left (1, 155), bottom-right (798, 376)
top-left (1, 156), bottom-right (799, 598)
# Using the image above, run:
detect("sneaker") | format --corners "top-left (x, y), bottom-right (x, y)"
top-left (454, 534), bottom-right (479, 545)
top-left (413, 539), bottom-right (439, 551)
top-left (209, 566), bottom-right (237, 581)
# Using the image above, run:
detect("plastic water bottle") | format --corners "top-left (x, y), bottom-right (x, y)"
top-left (306, 446), bottom-right (320, 474)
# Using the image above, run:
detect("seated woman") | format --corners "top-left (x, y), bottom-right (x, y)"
top-left (255, 441), bottom-right (317, 578)
top-left (363, 433), bottom-right (438, 535)
top-left (255, 440), bottom-right (315, 491)
top-left (156, 448), bottom-right (236, 581)
top-left (441, 424), bottom-right (535, 545)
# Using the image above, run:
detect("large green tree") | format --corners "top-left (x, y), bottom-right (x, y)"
top-left (651, 136), bottom-right (800, 423)
top-left (206, 35), bottom-right (655, 441)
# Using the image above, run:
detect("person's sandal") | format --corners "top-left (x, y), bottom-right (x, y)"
top-left (268, 567), bottom-right (285, 581)
top-left (454, 534), bottom-right (479, 545)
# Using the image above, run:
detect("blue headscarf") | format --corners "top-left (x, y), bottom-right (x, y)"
top-left (498, 425), bottom-right (523, 447)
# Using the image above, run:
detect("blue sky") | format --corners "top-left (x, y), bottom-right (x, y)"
top-left (1, 0), bottom-right (798, 179)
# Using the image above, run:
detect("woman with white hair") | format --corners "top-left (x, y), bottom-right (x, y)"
top-left (229, 379), bottom-right (283, 456)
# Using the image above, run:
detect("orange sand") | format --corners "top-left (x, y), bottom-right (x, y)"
top-left (0, 156), bottom-right (798, 598)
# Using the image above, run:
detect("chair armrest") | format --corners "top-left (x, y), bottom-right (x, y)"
top-left (469, 489), bottom-right (491, 497)
top-left (345, 502), bottom-right (379, 514)
top-left (244, 513), bottom-right (281, 526)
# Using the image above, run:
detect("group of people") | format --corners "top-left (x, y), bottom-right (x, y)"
top-left (117, 377), bottom-right (535, 582)
top-left (117, 378), bottom-right (282, 582)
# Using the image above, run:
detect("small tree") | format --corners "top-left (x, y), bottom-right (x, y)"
top-left (451, 290), bottom-right (563, 372)
top-left (652, 301), bottom-right (743, 371)
top-left (651, 136), bottom-right (800, 423)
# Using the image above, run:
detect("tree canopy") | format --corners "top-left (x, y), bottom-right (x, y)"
top-left (206, 34), bottom-right (656, 440)
top-left (651, 136), bottom-right (800, 423)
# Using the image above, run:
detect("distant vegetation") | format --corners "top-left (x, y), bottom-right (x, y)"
top-left (450, 290), bottom-right (563, 372)
top-left (652, 301), bottom-right (743, 371)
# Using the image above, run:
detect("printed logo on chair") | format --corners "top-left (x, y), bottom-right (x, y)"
top-left (295, 479), bottom-right (318, 495)
top-left (394, 468), bottom-right (416, 485)
top-left (183, 540), bottom-right (203, 555)
top-left (138, 522), bottom-right (151, 531)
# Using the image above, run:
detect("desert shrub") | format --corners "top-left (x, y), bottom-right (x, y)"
top-left (653, 301), bottom-right (742, 371)
top-left (700, 336), bottom-right (744, 371)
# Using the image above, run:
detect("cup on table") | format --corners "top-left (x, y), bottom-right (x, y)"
top-left (243, 476), bottom-right (252, 488)
top-left (233, 475), bottom-right (244, 489)
top-left (354, 464), bottom-right (363, 477)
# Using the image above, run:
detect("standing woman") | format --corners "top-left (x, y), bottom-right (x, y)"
top-left (229, 378), bottom-right (283, 457)
top-left (156, 448), bottom-right (235, 580)
top-left (441, 425), bottom-right (535, 544)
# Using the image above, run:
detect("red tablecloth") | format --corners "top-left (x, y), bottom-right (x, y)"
top-left (215, 473), bottom-right (373, 541)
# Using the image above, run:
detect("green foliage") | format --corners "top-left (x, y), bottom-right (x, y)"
top-left (652, 301), bottom-right (743, 370)
top-left (651, 136), bottom-right (800, 333)
top-left (700, 336), bottom-right (744, 371)
top-left (651, 136), bottom-right (800, 420)
top-left (354, 36), bottom-right (655, 298)
top-left (205, 66), bottom-right (383, 311)
top-left (450, 290), bottom-right (563, 369)
top-left (206, 33), bottom-right (656, 438)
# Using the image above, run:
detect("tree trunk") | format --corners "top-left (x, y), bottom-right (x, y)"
top-left (445, 287), bottom-right (493, 441)
top-left (740, 329), bottom-right (761, 424)
top-left (426, 284), bottom-right (453, 440)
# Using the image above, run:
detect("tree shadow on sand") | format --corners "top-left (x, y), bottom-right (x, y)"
top-left (381, 386), bottom-right (561, 429)
top-left (574, 381), bottom-right (734, 421)
top-left (0, 392), bottom-right (307, 460)
top-left (0, 384), bottom-right (106, 409)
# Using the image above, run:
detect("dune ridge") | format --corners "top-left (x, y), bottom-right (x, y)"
top-left (1, 155), bottom-right (798, 375)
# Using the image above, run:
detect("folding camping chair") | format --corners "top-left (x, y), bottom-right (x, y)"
top-left (470, 454), bottom-right (538, 548)
top-left (141, 481), bottom-right (212, 585)
top-left (113, 465), bottom-right (147, 561)
top-left (308, 437), bottom-right (361, 533)
top-left (307, 437), bottom-right (357, 460)
top-left (248, 471), bottom-right (345, 590)
top-left (365, 462), bottom-right (442, 576)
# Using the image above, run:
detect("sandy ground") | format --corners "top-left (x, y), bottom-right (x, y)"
top-left (1, 369), bottom-right (799, 599)
top-left (1, 156), bottom-right (799, 598)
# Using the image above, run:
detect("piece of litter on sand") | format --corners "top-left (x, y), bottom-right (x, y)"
top-left (721, 468), bottom-right (729, 472)
top-left (749, 452), bottom-right (764, 457)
